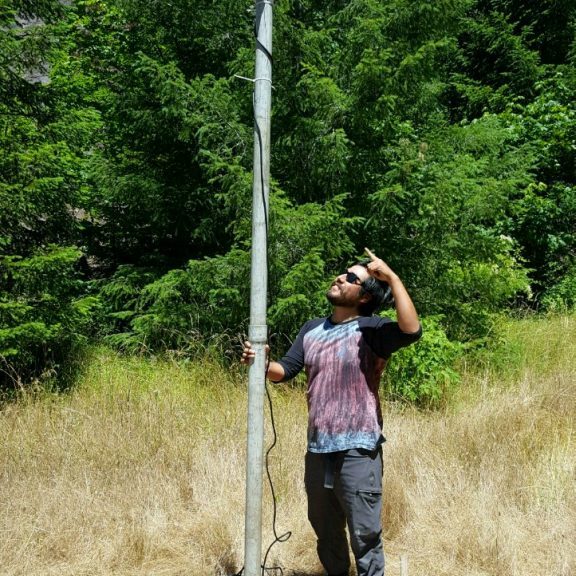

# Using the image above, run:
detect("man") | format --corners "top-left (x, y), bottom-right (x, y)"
top-left (241, 248), bottom-right (421, 576)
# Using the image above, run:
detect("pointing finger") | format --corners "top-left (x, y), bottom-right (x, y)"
top-left (364, 247), bottom-right (378, 261)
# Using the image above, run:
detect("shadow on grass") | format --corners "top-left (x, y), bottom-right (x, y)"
top-left (0, 343), bottom-right (93, 403)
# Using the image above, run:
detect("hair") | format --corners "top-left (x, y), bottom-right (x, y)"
top-left (355, 260), bottom-right (394, 316)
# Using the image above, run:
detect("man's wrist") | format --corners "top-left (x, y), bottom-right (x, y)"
top-left (386, 272), bottom-right (401, 287)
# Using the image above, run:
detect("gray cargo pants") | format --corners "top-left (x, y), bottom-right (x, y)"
top-left (304, 448), bottom-right (384, 576)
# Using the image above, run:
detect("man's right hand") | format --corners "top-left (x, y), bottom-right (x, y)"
top-left (241, 340), bottom-right (285, 382)
top-left (241, 340), bottom-right (255, 365)
top-left (240, 340), bottom-right (269, 365)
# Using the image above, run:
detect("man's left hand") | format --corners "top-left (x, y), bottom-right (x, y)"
top-left (364, 247), bottom-right (398, 283)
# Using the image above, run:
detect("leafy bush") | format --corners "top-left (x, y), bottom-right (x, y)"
top-left (367, 116), bottom-right (533, 340)
top-left (541, 266), bottom-right (576, 312)
top-left (0, 246), bottom-right (98, 388)
top-left (97, 192), bottom-right (361, 357)
top-left (98, 251), bottom-right (250, 356)
top-left (96, 265), bottom-right (161, 336)
top-left (382, 314), bottom-right (463, 406)
top-left (503, 71), bottom-right (576, 297)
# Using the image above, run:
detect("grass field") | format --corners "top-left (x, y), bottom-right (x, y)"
top-left (0, 315), bottom-right (574, 576)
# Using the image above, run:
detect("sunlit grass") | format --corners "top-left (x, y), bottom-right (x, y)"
top-left (1, 315), bottom-right (574, 575)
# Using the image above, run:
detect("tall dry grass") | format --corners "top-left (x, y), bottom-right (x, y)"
top-left (0, 315), bottom-right (574, 576)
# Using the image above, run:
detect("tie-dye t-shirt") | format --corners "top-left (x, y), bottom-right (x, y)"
top-left (277, 316), bottom-right (422, 453)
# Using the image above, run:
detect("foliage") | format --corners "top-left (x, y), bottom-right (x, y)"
top-left (463, 312), bottom-right (576, 384)
top-left (272, 0), bottom-right (466, 206)
top-left (266, 192), bottom-right (361, 338)
top-left (541, 266), bottom-right (576, 312)
top-left (0, 246), bottom-right (99, 387)
top-left (95, 265), bottom-right (160, 336)
top-left (503, 70), bottom-right (576, 300)
top-left (367, 115), bottom-right (532, 340)
top-left (1, 0), bottom-right (575, 400)
top-left (98, 193), bottom-right (360, 355)
top-left (382, 314), bottom-right (463, 406)
top-left (0, 1), bottom-right (101, 387)
top-left (448, 9), bottom-right (540, 118)
top-left (100, 251), bottom-right (250, 355)
top-left (82, 0), bottom-right (254, 266)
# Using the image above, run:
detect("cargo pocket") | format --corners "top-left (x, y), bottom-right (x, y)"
top-left (356, 489), bottom-right (382, 516)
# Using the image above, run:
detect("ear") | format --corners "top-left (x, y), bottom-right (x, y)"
top-left (359, 292), bottom-right (372, 305)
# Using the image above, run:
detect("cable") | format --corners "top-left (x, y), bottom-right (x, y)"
top-left (232, 362), bottom-right (292, 576)
top-left (260, 355), bottom-right (292, 576)
top-left (254, 1), bottom-right (274, 68)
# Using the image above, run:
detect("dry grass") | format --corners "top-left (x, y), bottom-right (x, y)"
top-left (1, 315), bottom-right (575, 576)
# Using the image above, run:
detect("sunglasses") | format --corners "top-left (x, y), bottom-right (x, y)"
top-left (344, 271), bottom-right (363, 285)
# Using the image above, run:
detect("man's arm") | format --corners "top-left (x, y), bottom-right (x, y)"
top-left (241, 340), bottom-right (286, 382)
top-left (365, 248), bottom-right (420, 334)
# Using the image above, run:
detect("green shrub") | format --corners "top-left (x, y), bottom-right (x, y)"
top-left (382, 314), bottom-right (463, 406)
top-left (367, 116), bottom-right (533, 341)
top-left (96, 193), bottom-right (360, 357)
top-left (98, 251), bottom-right (251, 356)
top-left (0, 246), bottom-right (97, 389)
top-left (541, 266), bottom-right (576, 312)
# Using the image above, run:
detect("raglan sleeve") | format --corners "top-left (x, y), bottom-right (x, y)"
top-left (275, 320), bottom-right (315, 382)
top-left (361, 316), bottom-right (423, 359)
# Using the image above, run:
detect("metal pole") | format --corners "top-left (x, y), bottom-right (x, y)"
top-left (400, 554), bottom-right (409, 576)
top-left (244, 2), bottom-right (273, 576)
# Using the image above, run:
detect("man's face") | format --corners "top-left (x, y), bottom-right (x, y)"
top-left (326, 264), bottom-right (370, 308)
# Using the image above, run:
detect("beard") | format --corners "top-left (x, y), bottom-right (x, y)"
top-left (326, 286), bottom-right (358, 308)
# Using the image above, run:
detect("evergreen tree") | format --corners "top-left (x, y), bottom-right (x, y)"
top-left (0, 1), bottom-right (100, 387)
